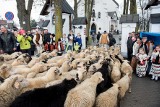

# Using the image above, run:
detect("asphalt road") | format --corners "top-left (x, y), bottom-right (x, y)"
top-left (120, 73), bottom-right (160, 107)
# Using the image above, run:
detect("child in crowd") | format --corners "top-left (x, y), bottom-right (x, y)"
top-left (150, 45), bottom-right (160, 81)
top-left (74, 42), bottom-right (80, 52)
top-left (136, 48), bottom-right (148, 77)
top-left (55, 39), bottom-right (64, 56)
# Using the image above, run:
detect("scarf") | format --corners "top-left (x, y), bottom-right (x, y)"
top-left (36, 34), bottom-right (40, 45)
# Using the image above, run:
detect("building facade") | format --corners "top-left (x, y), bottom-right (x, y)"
top-left (40, 0), bottom-right (74, 35)
top-left (77, 0), bottom-right (120, 34)
top-left (145, 0), bottom-right (160, 32)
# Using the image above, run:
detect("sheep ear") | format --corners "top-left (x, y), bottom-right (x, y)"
top-left (13, 81), bottom-right (20, 89)
top-left (1, 65), bottom-right (7, 70)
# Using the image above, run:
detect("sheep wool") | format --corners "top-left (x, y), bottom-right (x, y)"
top-left (64, 72), bottom-right (104, 107)
top-left (116, 73), bottom-right (131, 99)
top-left (95, 84), bottom-right (120, 107)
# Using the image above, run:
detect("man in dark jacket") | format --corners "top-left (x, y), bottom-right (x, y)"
top-left (127, 33), bottom-right (134, 61)
top-left (0, 26), bottom-right (16, 54)
top-left (97, 32), bottom-right (101, 43)
top-left (43, 29), bottom-right (51, 45)
top-left (108, 33), bottom-right (116, 47)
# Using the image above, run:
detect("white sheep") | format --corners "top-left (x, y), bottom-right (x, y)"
top-left (111, 60), bottom-right (121, 83)
top-left (116, 73), bottom-right (131, 99)
top-left (0, 76), bottom-right (28, 107)
top-left (121, 60), bottom-right (133, 77)
top-left (64, 72), bottom-right (104, 107)
top-left (88, 59), bottom-right (104, 72)
top-left (21, 67), bottom-right (61, 93)
top-left (95, 83), bottom-right (120, 107)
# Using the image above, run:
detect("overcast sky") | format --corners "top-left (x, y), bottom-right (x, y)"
top-left (0, 0), bottom-right (122, 25)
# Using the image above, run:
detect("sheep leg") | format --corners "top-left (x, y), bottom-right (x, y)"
top-left (128, 76), bottom-right (132, 93)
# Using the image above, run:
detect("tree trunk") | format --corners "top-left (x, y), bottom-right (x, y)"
top-left (123, 0), bottom-right (126, 15)
top-left (130, 0), bottom-right (137, 14)
top-left (85, 0), bottom-right (93, 39)
top-left (16, 0), bottom-right (33, 31)
top-left (54, 0), bottom-right (63, 42)
top-left (126, 0), bottom-right (129, 14)
top-left (74, 0), bottom-right (78, 18)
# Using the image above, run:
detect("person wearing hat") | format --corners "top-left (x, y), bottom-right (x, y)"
top-left (0, 26), bottom-right (16, 54)
top-left (17, 30), bottom-right (32, 55)
top-left (99, 31), bottom-right (109, 48)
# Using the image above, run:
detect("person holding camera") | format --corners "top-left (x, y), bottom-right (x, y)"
top-left (17, 29), bottom-right (32, 55)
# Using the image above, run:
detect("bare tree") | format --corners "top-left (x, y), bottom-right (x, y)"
top-left (74, 0), bottom-right (81, 18)
top-left (16, 0), bottom-right (34, 31)
top-left (123, 0), bottom-right (127, 14)
top-left (85, 0), bottom-right (94, 39)
top-left (16, 0), bottom-right (45, 31)
top-left (130, 0), bottom-right (137, 14)
top-left (126, 0), bottom-right (129, 14)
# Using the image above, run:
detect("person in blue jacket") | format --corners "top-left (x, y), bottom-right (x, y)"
top-left (75, 33), bottom-right (82, 50)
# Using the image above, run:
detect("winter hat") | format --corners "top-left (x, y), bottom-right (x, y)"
top-left (19, 30), bottom-right (26, 35)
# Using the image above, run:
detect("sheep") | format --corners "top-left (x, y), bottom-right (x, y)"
top-left (11, 54), bottom-right (32, 66)
top-left (10, 78), bottom-right (77, 107)
top-left (121, 60), bottom-right (133, 76)
top-left (111, 59), bottom-right (121, 83)
top-left (0, 76), bottom-right (28, 107)
top-left (95, 60), bottom-right (113, 96)
top-left (59, 60), bottom-right (73, 73)
top-left (95, 84), bottom-right (120, 107)
top-left (47, 56), bottom-right (63, 63)
top-left (28, 53), bottom-right (48, 67)
top-left (21, 67), bottom-right (61, 93)
top-left (64, 72), bottom-right (104, 107)
top-left (26, 62), bottom-right (49, 78)
top-left (88, 58), bottom-right (104, 72)
top-left (116, 73), bottom-right (132, 99)
top-left (60, 63), bottom-right (87, 82)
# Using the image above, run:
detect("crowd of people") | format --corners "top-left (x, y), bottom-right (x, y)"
top-left (127, 32), bottom-right (160, 81)
top-left (0, 25), bottom-right (117, 57)
top-left (0, 26), bottom-right (84, 56)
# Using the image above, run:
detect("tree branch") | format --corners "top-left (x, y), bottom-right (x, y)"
top-left (27, 0), bottom-right (34, 12)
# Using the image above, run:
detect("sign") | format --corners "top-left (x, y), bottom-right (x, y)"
top-left (5, 12), bottom-right (14, 20)
top-left (7, 20), bottom-right (13, 23)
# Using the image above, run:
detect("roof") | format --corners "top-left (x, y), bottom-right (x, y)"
top-left (40, 0), bottom-right (74, 15)
top-left (150, 13), bottom-right (160, 23)
top-left (42, 19), bottom-right (66, 27)
top-left (42, 20), bottom-right (50, 27)
top-left (112, 0), bottom-right (119, 7)
top-left (145, 0), bottom-right (160, 10)
top-left (72, 17), bottom-right (87, 25)
top-left (120, 14), bottom-right (139, 24)
top-left (0, 20), bottom-right (7, 25)
top-left (108, 11), bottom-right (118, 19)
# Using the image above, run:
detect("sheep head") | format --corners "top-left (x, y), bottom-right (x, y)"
top-left (92, 72), bottom-right (104, 84)
top-left (0, 64), bottom-right (12, 78)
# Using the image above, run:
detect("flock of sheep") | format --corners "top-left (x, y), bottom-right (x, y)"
top-left (0, 45), bottom-right (133, 107)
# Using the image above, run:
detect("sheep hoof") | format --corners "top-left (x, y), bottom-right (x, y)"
top-left (128, 90), bottom-right (131, 93)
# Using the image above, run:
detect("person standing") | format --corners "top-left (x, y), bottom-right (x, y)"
top-left (33, 31), bottom-right (43, 55)
top-left (127, 33), bottom-right (133, 61)
top-left (136, 48), bottom-right (148, 77)
top-left (0, 26), bottom-right (16, 54)
top-left (99, 31), bottom-right (109, 48)
top-left (75, 33), bottom-right (82, 50)
top-left (67, 30), bottom-right (75, 51)
top-left (43, 29), bottom-right (51, 50)
top-left (131, 37), bottom-right (142, 71)
top-left (17, 30), bottom-right (32, 55)
top-left (91, 32), bottom-right (96, 43)
top-left (150, 45), bottom-right (160, 81)
top-left (108, 33), bottom-right (116, 47)
top-left (97, 32), bottom-right (101, 43)
top-left (61, 34), bottom-right (68, 51)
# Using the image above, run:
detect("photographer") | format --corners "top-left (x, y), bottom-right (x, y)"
top-left (17, 30), bottom-right (32, 55)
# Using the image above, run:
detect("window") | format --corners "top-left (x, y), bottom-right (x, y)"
top-left (92, 9), bottom-right (95, 17)
top-left (93, 0), bottom-right (95, 5)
